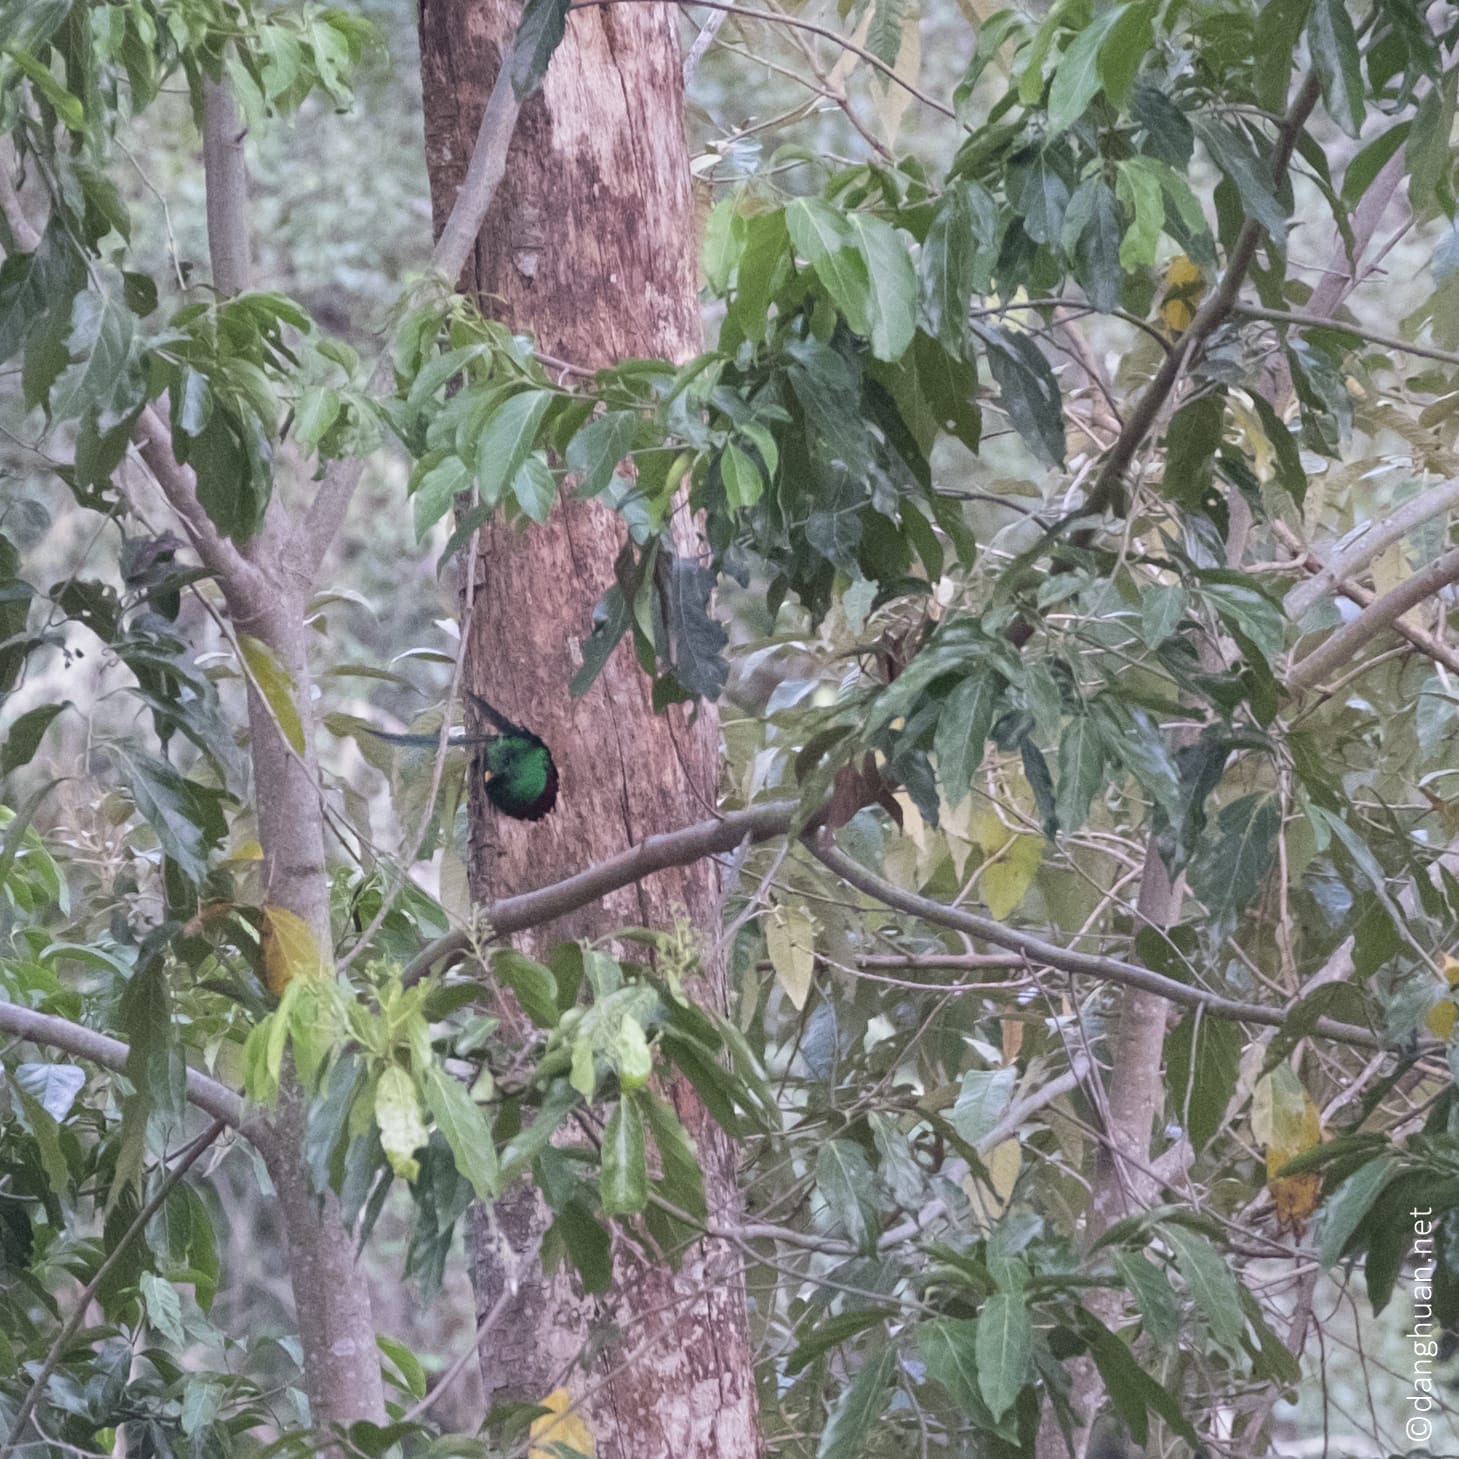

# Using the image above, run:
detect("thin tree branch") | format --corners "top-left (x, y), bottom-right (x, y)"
top-left (805, 834), bottom-right (1389, 1050)
top-left (1236, 301), bottom-right (1459, 370)
top-left (0, 1001), bottom-right (246, 1129)
top-left (571, 0), bottom-right (957, 119)
top-left (0, 1118), bottom-right (228, 1459)
top-left (1086, 74), bottom-right (1322, 512)
top-left (1287, 544), bottom-right (1459, 692)
top-left (399, 799), bottom-right (802, 983)
top-left (683, 8), bottom-right (729, 85)
top-left (1284, 475), bottom-right (1459, 620)
top-left (295, 46), bottom-right (526, 581)
top-left (0, 145), bottom-right (40, 252)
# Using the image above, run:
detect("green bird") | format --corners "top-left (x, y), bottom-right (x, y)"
top-left (366, 691), bottom-right (559, 821)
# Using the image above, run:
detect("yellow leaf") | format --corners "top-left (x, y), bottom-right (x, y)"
top-left (1427, 997), bottom-right (1457, 1040)
top-left (260, 905), bottom-right (327, 995)
top-left (980, 835), bottom-right (1043, 921)
top-left (766, 904), bottom-right (816, 1011)
top-left (1256, 1066), bottom-right (1323, 1232)
top-left (232, 838), bottom-right (264, 861)
top-left (1158, 255), bottom-right (1206, 336)
top-left (239, 634), bottom-right (306, 754)
top-left (1443, 955), bottom-right (1459, 985)
top-left (529, 1388), bottom-right (596, 1459)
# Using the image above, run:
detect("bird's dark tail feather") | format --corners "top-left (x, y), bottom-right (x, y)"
top-left (466, 691), bottom-right (529, 738)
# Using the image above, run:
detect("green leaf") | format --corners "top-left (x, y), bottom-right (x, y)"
top-left (48, 290), bottom-right (136, 425)
top-left (975, 1292), bottom-right (1031, 1421)
top-left (571, 583), bottom-right (631, 697)
top-left (116, 748), bottom-right (212, 884)
top-left (375, 1065), bottom-right (428, 1182)
top-left (866, 0), bottom-right (907, 64)
top-left (786, 198), bottom-right (873, 337)
top-left (1249, 393), bottom-right (1306, 506)
top-left (510, 0), bottom-right (570, 97)
top-left (1407, 68), bottom-right (1457, 216)
top-left (935, 673), bottom-right (999, 809)
top-left (1199, 577), bottom-right (1285, 661)
top-left (949, 1066), bottom-right (1016, 1146)
top-left (1138, 583), bottom-right (1187, 648)
top-left (423, 1064), bottom-right (499, 1201)
top-left (848, 214), bottom-right (917, 361)
top-left (1189, 793), bottom-right (1279, 920)
top-left (377, 1335), bottom-right (428, 1400)
top-left (816, 1345), bottom-right (894, 1459)
top-left (1062, 176), bottom-right (1123, 312)
top-left (1161, 393), bottom-right (1223, 508)
top-left (1253, 0), bottom-right (1311, 113)
top-left (1087, 1320), bottom-right (1198, 1445)
top-left (601, 1092), bottom-right (648, 1215)
top-left (816, 1139), bottom-right (879, 1251)
top-left (1307, 0), bottom-right (1364, 137)
top-left (919, 184), bottom-right (981, 358)
top-left (1, 700), bottom-right (67, 777)
top-left (665, 556), bottom-right (728, 699)
top-left (238, 634), bottom-right (306, 754)
top-left (1341, 123), bottom-right (1411, 208)
top-left (1163, 1225), bottom-right (1245, 1351)
top-left (1098, 1), bottom-right (1154, 108)
top-left (14, 1062), bottom-right (85, 1120)
top-left (786, 1310), bottom-right (888, 1376)
top-left (1115, 1251), bottom-right (1180, 1345)
top-left (1047, 7), bottom-right (1126, 133)
top-left (566, 410), bottom-right (640, 498)
top-left (1164, 1012), bottom-right (1241, 1153)
top-left (641, 1088), bottom-right (707, 1222)
top-left (1055, 711), bottom-right (1105, 832)
top-left (918, 1318), bottom-right (987, 1417)
top-left (720, 442), bottom-right (763, 510)
top-left (1317, 1156), bottom-right (1396, 1265)
top-left (511, 453), bottom-right (557, 524)
top-left (1192, 118), bottom-right (1287, 243)
top-left (4, 44), bottom-right (84, 129)
top-left (975, 324), bottom-right (1065, 465)
top-left (478, 390), bottom-right (554, 507)
top-left (492, 949), bottom-right (561, 1029)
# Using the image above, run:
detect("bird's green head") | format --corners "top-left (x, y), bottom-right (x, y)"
top-left (481, 732), bottom-right (559, 821)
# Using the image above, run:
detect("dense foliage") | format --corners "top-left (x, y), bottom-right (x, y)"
top-left (4, 0), bottom-right (1459, 1455)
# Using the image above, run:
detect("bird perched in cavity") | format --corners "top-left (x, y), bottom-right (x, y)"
top-left (366, 691), bottom-right (558, 821)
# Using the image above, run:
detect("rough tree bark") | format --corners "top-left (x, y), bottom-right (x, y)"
top-left (417, 7), bottom-right (761, 1458)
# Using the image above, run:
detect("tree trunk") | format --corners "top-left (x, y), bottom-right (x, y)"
top-left (417, 7), bottom-right (761, 1458)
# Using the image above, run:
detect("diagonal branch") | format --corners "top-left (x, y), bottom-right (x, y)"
top-left (400, 799), bottom-right (802, 983)
top-left (0, 1000), bottom-right (246, 1129)
top-left (1284, 475), bottom-right (1459, 621)
top-left (806, 834), bottom-right (1389, 1051)
top-left (1287, 544), bottom-right (1459, 692)
top-left (1085, 74), bottom-right (1322, 513)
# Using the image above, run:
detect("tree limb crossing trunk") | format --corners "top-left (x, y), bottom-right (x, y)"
top-left (417, 6), bottom-right (762, 1456)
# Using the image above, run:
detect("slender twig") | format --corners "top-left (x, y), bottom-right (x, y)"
top-left (1235, 301), bottom-right (1459, 370)
top-left (0, 1119), bottom-right (228, 1459)
top-left (806, 834), bottom-right (1389, 1050)
top-left (570, 0), bottom-right (956, 119)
